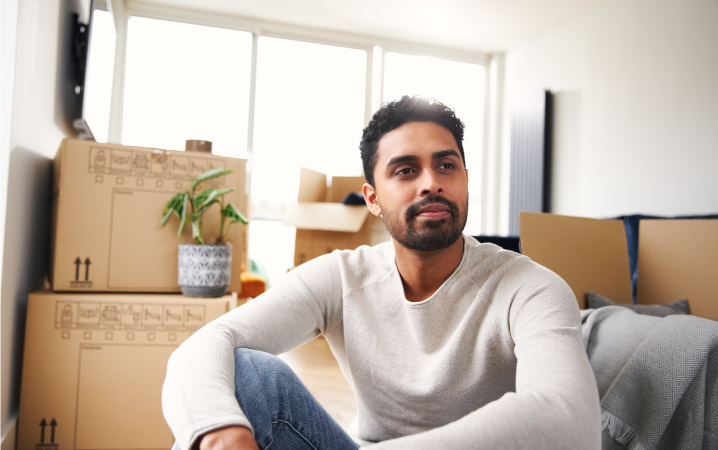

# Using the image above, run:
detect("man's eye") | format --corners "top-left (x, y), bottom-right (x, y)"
top-left (439, 162), bottom-right (455, 170)
top-left (395, 168), bottom-right (414, 176)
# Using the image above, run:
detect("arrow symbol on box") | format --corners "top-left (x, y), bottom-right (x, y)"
top-left (84, 258), bottom-right (91, 281)
top-left (74, 258), bottom-right (81, 281)
top-left (39, 418), bottom-right (47, 444)
top-left (50, 418), bottom-right (57, 443)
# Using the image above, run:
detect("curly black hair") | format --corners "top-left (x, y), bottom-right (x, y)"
top-left (360, 96), bottom-right (465, 187)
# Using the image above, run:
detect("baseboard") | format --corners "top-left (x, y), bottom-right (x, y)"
top-left (1, 419), bottom-right (17, 450)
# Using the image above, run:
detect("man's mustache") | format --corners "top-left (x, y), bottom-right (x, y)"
top-left (405, 196), bottom-right (459, 221)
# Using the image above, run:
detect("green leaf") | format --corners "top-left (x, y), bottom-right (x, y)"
top-left (177, 193), bottom-right (189, 237)
top-left (191, 168), bottom-right (234, 191)
top-left (160, 207), bottom-right (175, 227)
top-left (193, 200), bottom-right (217, 219)
top-left (190, 188), bottom-right (234, 220)
top-left (163, 192), bottom-right (185, 211)
top-left (222, 203), bottom-right (249, 225)
top-left (160, 193), bottom-right (186, 227)
top-left (162, 193), bottom-right (185, 214)
top-left (192, 190), bottom-right (210, 210)
top-left (198, 188), bottom-right (234, 210)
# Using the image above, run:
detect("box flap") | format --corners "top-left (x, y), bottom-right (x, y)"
top-left (285, 202), bottom-right (369, 232)
top-left (637, 219), bottom-right (718, 320)
top-left (327, 176), bottom-right (365, 203)
top-left (298, 168), bottom-right (327, 202)
top-left (519, 212), bottom-right (633, 307)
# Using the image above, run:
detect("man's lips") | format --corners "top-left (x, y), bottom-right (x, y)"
top-left (405, 195), bottom-right (459, 222)
top-left (415, 204), bottom-right (451, 219)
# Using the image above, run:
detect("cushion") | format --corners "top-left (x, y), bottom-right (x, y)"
top-left (586, 292), bottom-right (690, 317)
top-left (240, 271), bottom-right (267, 299)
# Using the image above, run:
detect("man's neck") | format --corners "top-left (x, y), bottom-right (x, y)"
top-left (393, 236), bottom-right (465, 302)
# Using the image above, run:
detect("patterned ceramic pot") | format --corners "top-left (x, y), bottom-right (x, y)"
top-left (177, 244), bottom-right (232, 297)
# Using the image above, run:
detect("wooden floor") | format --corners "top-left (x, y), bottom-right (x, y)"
top-left (278, 337), bottom-right (357, 429)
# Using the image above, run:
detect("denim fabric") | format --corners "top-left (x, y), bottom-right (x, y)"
top-left (173, 348), bottom-right (360, 450)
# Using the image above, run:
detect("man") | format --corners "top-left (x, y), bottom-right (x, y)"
top-left (162, 96), bottom-right (601, 450)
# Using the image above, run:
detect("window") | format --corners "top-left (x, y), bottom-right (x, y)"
top-left (104, 11), bottom-right (490, 283)
top-left (249, 37), bottom-right (367, 280)
top-left (251, 36), bottom-right (367, 217)
top-left (383, 52), bottom-right (486, 234)
top-left (123, 17), bottom-right (253, 157)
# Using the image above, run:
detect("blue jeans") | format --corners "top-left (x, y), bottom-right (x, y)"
top-left (174, 348), bottom-right (360, 450)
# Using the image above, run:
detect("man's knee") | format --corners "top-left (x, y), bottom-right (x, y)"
top-left (233, 348), bottom-right (304, 413)
top-left (234, 348), bottom-right (295, 383)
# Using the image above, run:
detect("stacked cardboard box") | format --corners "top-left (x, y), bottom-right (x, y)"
top-left (18, 139), bottom-right (248, 449)
top-left (17, 291), bottom-right (233, 450)
top-left (285, 168), bottom-right (389, 267)
top-left (48, 139), bottom-right (248, 293)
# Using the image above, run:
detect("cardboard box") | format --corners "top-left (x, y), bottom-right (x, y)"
top-left (519, 212), bottom-right (718, 320)
top-left (284, 168), bottom-right (388, 267)
top-left (17, 291), bottom-right (233, 450)
top-left (49, 139), bottom-right (248, 293)
top-left (635, 219), bottom-right (718, 320)
top-left (519, 213), bottom-right (633, 307)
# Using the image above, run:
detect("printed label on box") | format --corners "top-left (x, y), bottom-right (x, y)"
top-left (55, 301), bottom-right (206, 331)
top-left (34, 417), bottom-right (59, 450)
top-left (88, 145), bottom-right (227, 181)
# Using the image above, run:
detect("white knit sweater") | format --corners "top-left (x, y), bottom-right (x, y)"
top-left (162, 236), bottom-right (601, 450)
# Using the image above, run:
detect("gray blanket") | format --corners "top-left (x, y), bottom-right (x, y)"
top-left (581, 306), bottom-right (718, 450)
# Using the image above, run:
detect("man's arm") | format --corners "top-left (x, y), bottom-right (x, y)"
top-left (162, 253), bottom-right (343, 450)
top-left (198, 426), bottom-right (259, 450)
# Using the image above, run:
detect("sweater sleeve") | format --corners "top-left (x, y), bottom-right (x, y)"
top-left (161, 253), bottom-right (342, 450)
top-left (363, 268), bottom-right (601, 450)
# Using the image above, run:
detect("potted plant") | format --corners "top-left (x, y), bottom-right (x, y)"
top-left (161, 167), bottom-right (248, 297)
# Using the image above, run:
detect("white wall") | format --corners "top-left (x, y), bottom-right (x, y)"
top-left (0, 0), bottom-right (19, 444)
top-left (1, 0), bottom-right (71, 443)
top-left (503, 0), bottom-right (718, 220)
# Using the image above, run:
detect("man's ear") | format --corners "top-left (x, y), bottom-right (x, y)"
top-left (362, 183), bottom-right (382, 217)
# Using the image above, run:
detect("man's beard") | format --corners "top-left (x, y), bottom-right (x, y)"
top-left (382, 195), bottom-right (468, 251)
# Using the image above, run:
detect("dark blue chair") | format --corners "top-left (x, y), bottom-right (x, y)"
top-left (473, 235), bottom-right (521, 253)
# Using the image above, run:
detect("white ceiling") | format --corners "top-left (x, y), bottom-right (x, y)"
top-left (130, 0), bottom-right (600, 53)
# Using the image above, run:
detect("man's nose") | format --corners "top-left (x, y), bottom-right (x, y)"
top-left (419, 169), bottom-right (443, 196)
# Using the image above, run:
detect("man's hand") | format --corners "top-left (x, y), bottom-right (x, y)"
top-left (198, 426), bottom-right (259, 450)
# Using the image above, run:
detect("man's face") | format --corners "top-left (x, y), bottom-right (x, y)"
top-left (363, 121), bottom-right (469, 251)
